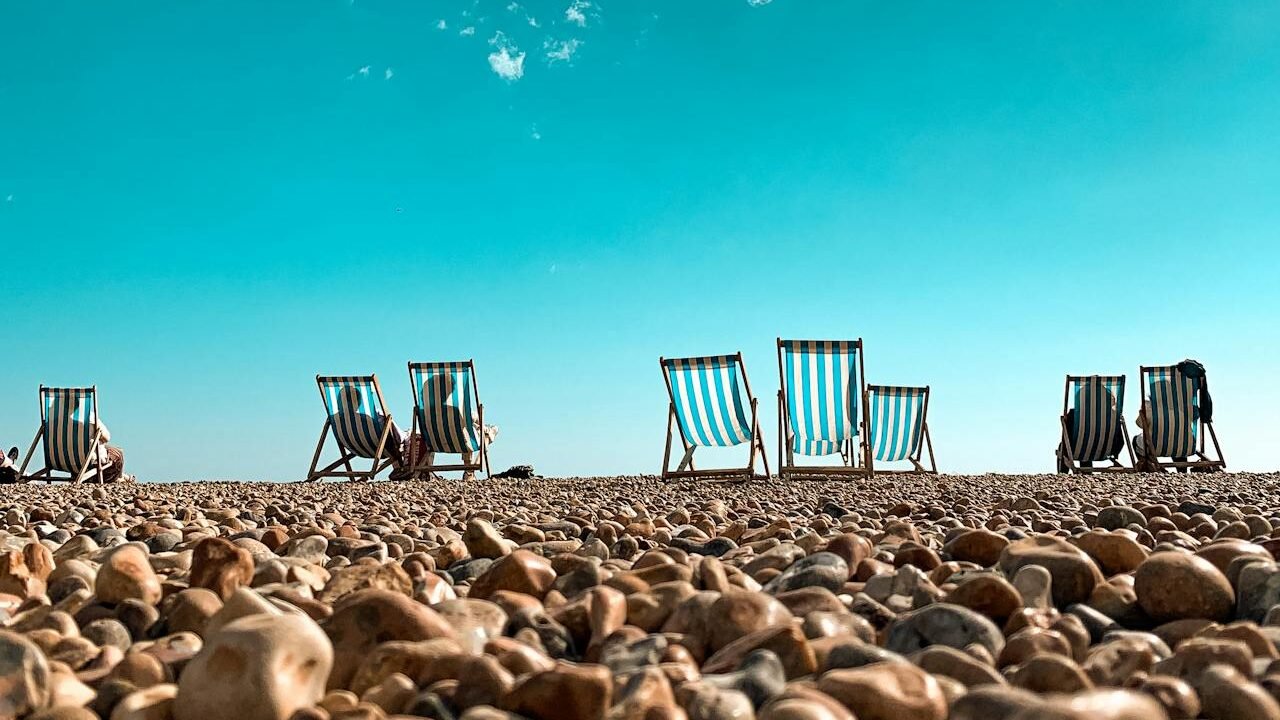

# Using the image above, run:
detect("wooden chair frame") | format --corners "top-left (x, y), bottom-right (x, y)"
top-left (405, 360), bottom-right (490, 479)
top-left (19, 385), bottom-right (108, 483)
top-left (776, 338), bottom-right (871, 480)
top-left (1138, 365), bottom-right (1225, 472)
top-left (660, 352), bottom-right (769, 482)
top-left (865, 384), bottom-right (937, 475)
top-left (1057, 374), bottom-right (1135, 474)
top-left (306, 375), bottom-right (397, 482)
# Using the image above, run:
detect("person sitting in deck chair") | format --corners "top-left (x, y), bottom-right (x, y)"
top-left (405, 371), bottom-right (498, 482)
top-left (333, 385), bottom-right (408, 474)
top-left (1133, 377), bottom-right (1194, 472)
top-left (1057, 383), bottom-right (1124, 472)
top-left (54, 398), bottom-right (128, 483)
top-left (0, 447), bottom-right (19, 484)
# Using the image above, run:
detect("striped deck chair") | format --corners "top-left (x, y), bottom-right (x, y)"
top-left (18, 386), bottom-right (110, 483)
top-left (1139, 364), bottom-right (1224, 471)
top-left (660, 353), bottom-right (768, 481)
top-left (1058, 375), bottom-right (1134, 473)
top-left (306, 375), bottom-right (398, 481)
top-left (406, 361), bottom-right (489, 478)
top-left (776, 339), bottom-right (868, 479)
top-left (866, 385), bottom-right (936, 474)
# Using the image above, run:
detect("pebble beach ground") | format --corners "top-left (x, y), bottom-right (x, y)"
top-left (5, 472), bottom-right (1280, 720)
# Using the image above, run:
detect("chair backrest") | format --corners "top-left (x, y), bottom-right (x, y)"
top-left (409, 361), bottom-right (482, 454)
top-left (1065, 375), bottom-right (1125, 462)
top-left (317, 375), bottom-right (390, 459)
top-left (867, 385), bottom-right (928, 462)
top-left (778, 339), bottom-right (863, 456)
top-left (662, 354), bottom-right (754, 448)
top-left (1143, 365), bottom-right (1199, 458)
top-left (40, 387), bottom-right (97, 473)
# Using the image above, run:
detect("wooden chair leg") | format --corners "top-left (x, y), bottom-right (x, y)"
top-left (752, 425), bottom-right (762, 476)
top-left (306, 422), bottom-right (331, 481)
top-left (676, 446), bottom-right (696, 472)
top-left (661, 406), bottom-right (675, 477)
top-left (18, 427), bottom-right (42, 480)
top-left (74, 440), bottom-right (97, 484)
top-left (924, 423), bottom-right (937, 474)
top-left (366, 422), bottom-right (394, 482)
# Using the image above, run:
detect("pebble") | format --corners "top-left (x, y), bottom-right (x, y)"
top-left (188, 537), bottom-right (255, 600)
top-left (1134, 552), bottom-right (1235, 622)
top-left (0, 629), bottom-right (51, 716)
top-left (885, 602), bottom-right (1005, 657)
top-left (818, 661), bottom-right (947, 720)
top-left (175, 613), bottom-right (332, 720)
top-left (501, 662), bottom-right (612, 720)
top-left (96, 544), bottom-right (162, 606)
top-left (999, 535), bottom-right (1104, 607)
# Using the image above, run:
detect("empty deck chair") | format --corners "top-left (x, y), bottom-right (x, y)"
top-left (660, 353), bottom-right (768, 481)
top-left (1058, 375), bottom-right (1134, 473)
top-left (407, 361), bottom-right (489, 478)
top-left (776, 339), bottom-right (868, 479)
top-left (866, 385), bottom-right (936, 474)
top-left (18, 386), bottom-right (110, 483)
top-left (1139, 364), bottom-right (1224, 471)
top-left (306, 375), bottom-right (399, 481)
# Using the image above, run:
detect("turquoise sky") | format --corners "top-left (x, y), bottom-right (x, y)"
top-left (2, 1), bottom-right (1277, 480)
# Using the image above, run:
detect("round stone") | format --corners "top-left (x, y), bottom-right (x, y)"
top-left (1134, 552), bottom-right (1235, 623)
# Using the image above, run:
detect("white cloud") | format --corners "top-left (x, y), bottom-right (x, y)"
top-left (385, 67), bottom-right (394, 80)
top-left (507, 1), bottom-right (521, 11)
top-left (358, 65), bottom-right (371, 77)
top-left (487, 32), bottom-right (526, 81)
top-left (747, 0), bottom-right (773, 5)
top-left (528, 15), bottom-right (540, 27)
top-left (436, 19), bottom-right (447, 30)
top-left (565, 0), bottom-right (590, 26)
top-left (531, 125), bottom-right (542, 140)
top-left (459, 26), bottom-right (476, 36)
top-left (545, 38), bottom-right (581, 64)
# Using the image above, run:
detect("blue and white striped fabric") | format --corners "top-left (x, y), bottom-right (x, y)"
top-left (664, 355), bottom-right (753, 447)
top-left (410, 362), bottom-right (481, 454)
top-left (318, 376), bottom-right (390, 459)
top-left (867, 385), bottom-right (927, 463)
top-left (41, 387), bottom-right (97, 473)
top-left (1146, 366), bottom-right (1198, 458)
top-left (1067, 376), bottom-right (1125, 462)
top-left (780, 340), bottom-right (860, 456)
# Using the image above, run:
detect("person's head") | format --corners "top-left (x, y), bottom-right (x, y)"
top-left (338, 385), bottom-right (363, 412)
top-left (426, 372), bottom-right (455, 401)
top-left (50, 396), bottom-right (80, 424)
top-left (1075, 382), bottom-right (1117, 414)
